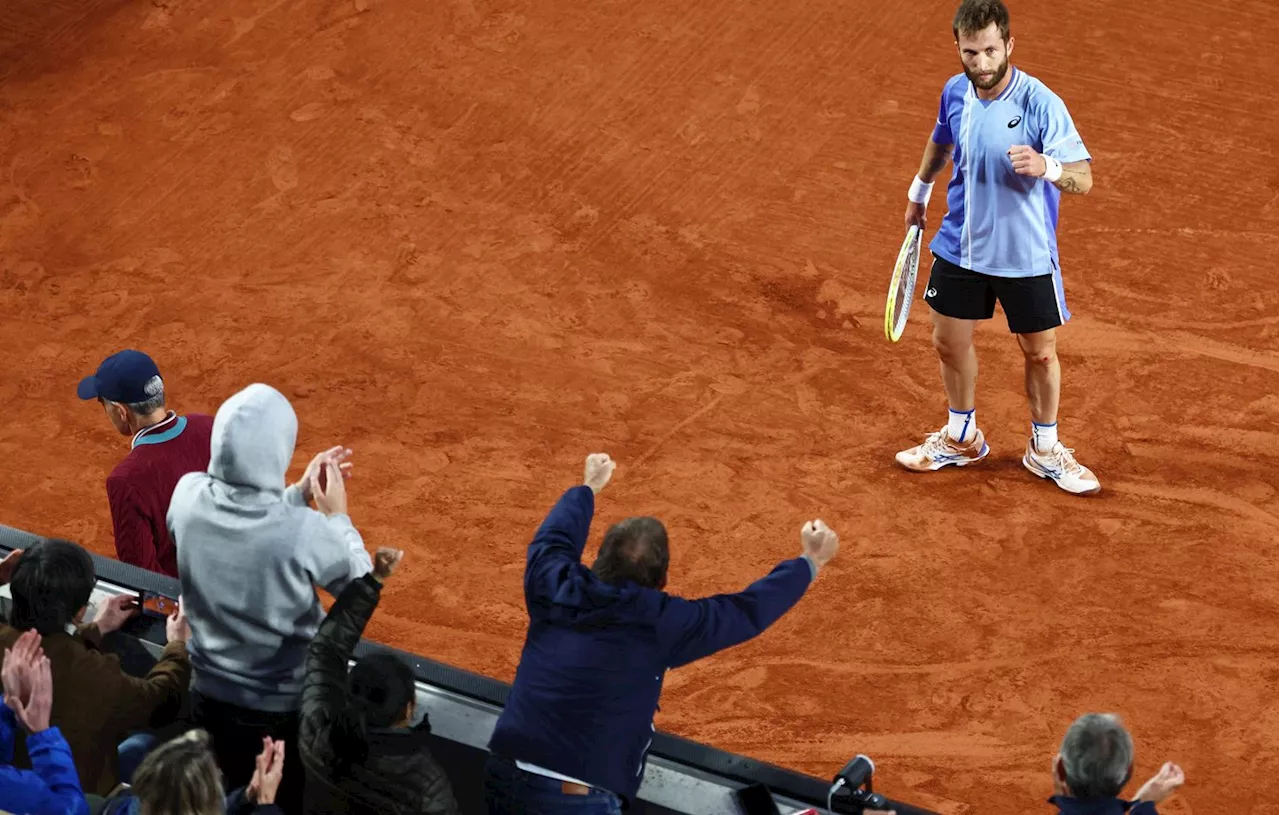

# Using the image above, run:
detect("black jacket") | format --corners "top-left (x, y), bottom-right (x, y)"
top-left (298, 573), bottom-right (461, 815)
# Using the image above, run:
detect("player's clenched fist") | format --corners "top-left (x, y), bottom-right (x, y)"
top-left (583, 453), bottom-right (616, 495)
top-left (800, 519), bottom-right (839, 569)
top-left (1007, 144), bottom-right (1047, 177)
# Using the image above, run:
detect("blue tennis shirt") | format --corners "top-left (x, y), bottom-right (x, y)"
top-left (930, 67), bottom-right (1091, 279)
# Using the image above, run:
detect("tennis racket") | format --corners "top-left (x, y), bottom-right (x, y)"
top-left (883, 224), bottom-right (922, 343)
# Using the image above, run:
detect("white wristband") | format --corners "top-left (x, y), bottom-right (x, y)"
top-left (907, 176), bottom-right (934, 204)
top-left (1041, 154), bottom-right (1063, 183)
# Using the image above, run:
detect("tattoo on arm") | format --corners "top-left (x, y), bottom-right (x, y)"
top-left (1054, 163), bottom-right (1091, 195)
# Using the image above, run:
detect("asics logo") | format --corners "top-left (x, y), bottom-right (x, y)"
top-left (1032, 461), bottom-right (1062, 478)
top-left (1007, 115), bottom-right (1022, 128)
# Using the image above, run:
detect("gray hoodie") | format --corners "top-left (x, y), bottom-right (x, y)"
top-left (167, 383), bottom-right (372, 712)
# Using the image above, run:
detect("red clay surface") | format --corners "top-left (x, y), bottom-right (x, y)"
top-left (1, 1), bottom-right (1276, 812)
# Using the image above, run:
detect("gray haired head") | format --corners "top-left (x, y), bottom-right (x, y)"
top-left (1058, 713), bottom-right (1134, 799)
top-left (126, 374), bottom-right (166, 416)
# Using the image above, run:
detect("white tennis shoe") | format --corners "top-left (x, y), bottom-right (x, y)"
top-left (895, 427), bottom-right (990, 472)
top-left (1022, 440), bottom-right (1101, 495)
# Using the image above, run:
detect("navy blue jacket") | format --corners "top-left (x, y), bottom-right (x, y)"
top-left (0, 706), bottom-right (88, 815)
top-left (488, 486), bottom-right (815, 802)
top-left (1050, 795), bottom-right (1159, 815)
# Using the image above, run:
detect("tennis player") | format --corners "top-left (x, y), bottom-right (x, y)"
top-left (895, 0), bottom-right (1100, 495)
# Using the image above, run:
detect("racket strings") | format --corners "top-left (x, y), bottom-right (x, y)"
top-left (884, 224), bottom-right (921, 342)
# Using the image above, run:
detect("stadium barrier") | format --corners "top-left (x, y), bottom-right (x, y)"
top-left (0, 524), bottom-right (938, 815)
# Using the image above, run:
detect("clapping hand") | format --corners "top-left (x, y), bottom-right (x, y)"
top-left (1, 629), bottom-right (39, 711)
top-left (296, 446), bottom-right (354, 504)
top-left (2, 629), bottom-right (53, 733)
top-left (311, 458), bottom-right (349, 517)
top-left (1135, 762), bottom-right (1185, 804)
top-left (246, 736), bottom-right (287, 805)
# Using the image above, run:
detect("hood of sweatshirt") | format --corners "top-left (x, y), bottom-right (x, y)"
top-left (207, 383), bottom-right (297, 493)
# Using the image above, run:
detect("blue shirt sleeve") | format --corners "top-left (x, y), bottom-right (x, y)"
top-left (658, 557), bottom-right (813, 669)
top-left (0, 726), bottom-right (90, 815)
top-left (0, 704), bottom-right (16, 763)
top-left (1037, 91), bottom-right (1090, 163)
top-left (524, 486), bottom-right (595, 608)
top-left (931, 84), bottom-right (954, 145)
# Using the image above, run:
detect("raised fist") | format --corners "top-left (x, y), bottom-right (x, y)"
top-left (800, 519), bottom-right (839, 569)
top-left (583, 454), bottom-right (616, 495)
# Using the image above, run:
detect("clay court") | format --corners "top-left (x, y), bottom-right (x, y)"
top-left (1, 0), bottom-right (1276, 811)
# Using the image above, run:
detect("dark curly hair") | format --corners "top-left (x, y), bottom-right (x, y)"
top-left (953, 0), bottom-right (1011, 41)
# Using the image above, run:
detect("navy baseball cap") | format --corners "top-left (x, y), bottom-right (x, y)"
top-left (77, 350), bottom-right (162, 403)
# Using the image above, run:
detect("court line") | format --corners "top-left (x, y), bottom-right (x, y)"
top-left (633, 393), bottom-right (726, 469)
top-left (1111, 481), bottom-right (1276, 529)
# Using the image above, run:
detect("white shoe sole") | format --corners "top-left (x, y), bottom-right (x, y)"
top-left (1022, 454), bottom-right (1101, 495)
top-left (898, 442), bottom-right (990, 472)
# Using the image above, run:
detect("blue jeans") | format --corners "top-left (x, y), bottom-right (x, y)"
top-left (484, 755), bottom-right (623, 815)
top-left (117, 732), bottom-right (160, 784)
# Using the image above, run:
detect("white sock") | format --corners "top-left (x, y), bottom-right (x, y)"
top-left (1032, 421), bottom-right (1058, 452)
top-left (947, 408), bottom-right (976, 443)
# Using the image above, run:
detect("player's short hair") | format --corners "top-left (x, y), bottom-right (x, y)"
top-left (1059, 713), bottom-right (1134, 799)
top-left (592, 517), bottom-right (669, 589)
top-left (953, 0), bottom-right (1011, 42)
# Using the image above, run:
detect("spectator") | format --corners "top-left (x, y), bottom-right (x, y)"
top-left (298, 546), bottom-right (461, 815)
top-left (77, 350), bottom-right (214, 578)
top-left (102, 729), bottom-right (286, 815)
top-left (167, 383), bottom-right (371, 811)
top-left (0, 629), bottom-right (89, 815)
top-left (1051, 713), bottom-right (1186, 814)
top-left (485, 454), bottom-right (840, 813)
top-left (0, 539), bottom-right (190, 796)
top-left (0, 548), bottom-right (22, 597)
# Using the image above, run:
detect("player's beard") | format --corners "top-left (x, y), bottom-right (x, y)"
top-left (966, 55), bottom-right (1009, 90)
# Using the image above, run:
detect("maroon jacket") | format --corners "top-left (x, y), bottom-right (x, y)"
top-left (106, 412), bottom-right (214, 577)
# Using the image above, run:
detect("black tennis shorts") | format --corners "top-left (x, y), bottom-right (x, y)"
top-left (923, 254), bottom-right (1071, 334)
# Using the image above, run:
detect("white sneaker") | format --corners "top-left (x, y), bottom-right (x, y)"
top-left (896, 427), bottom-right (989, 472)
top-left (1022, 440), bottom-right (1101, 495)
